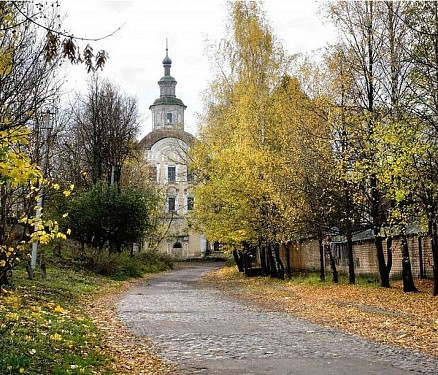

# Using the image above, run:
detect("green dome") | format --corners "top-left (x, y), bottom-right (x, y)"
top-left (162, 55), bottom-right (172, 65)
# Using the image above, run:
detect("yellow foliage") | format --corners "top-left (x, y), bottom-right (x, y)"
top-left (190, 2), bottom-right (331, 247)
top-left (0, 118), bottom-right (70, 282)
top-left (53, 305), bottom-right (65, 313)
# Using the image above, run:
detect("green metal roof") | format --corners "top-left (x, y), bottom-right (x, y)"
top-left (150, 97), bottom-right (186, 108)
top-left (159, 75), bottom-right (176, 82)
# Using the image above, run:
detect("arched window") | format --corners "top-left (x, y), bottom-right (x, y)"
top-left (168, 196), bottom-right (176, 212)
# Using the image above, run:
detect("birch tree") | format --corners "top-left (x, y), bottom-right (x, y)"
top-left (191, 1), bottom-right (292, 278)
top-left (326, 1), bottom-right (416, 288)
top-left (399, 1), bottom-right (438, 295)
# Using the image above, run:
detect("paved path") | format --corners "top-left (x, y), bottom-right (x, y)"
top-left (117, 263), bottom-right (438, 375)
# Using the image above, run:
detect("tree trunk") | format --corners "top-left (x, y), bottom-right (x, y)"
top-left (25, 262), bottom-right (34, 280)
top-left (259, 241), bottom-right (268, 276)
top-left (318, 237), bottom-right (325, 282)
top-left (432, 263), bottom-right (438, 296)
top-left (285, 243), bottom-right (292, 278)
top-left (326, 244), bottom-right (338, 283)
top-left (0, 264), bottom-right (12, 287)
top-left (41, 259), bottom-right (47, 280)
top-left (267, 242), bottom-right (278, 278)
top-left (418, 236), bottom-right (426, 279)
top-left (375, 236), bottom-right (392, 288)
top-left (233, 249), bottom-right (244, 272)
top-left (400, 234), bottom-right (418, 293)
top-left (272, 242), bottom-right (285, 280)
top-left (243, 252), bottom-right (251, 275)
top-left (367, 0), bottom-right (390, 288)
top-left (346, 232), bottom-right (355, 284)
top-left (430, 219), bottom-right (438, 296)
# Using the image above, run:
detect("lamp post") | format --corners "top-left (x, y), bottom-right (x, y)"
top-left (30, 111), bottom-right (54, 270)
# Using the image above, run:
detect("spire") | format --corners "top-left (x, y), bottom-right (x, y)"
top-left (162, 38), bottom-right (172, 70)
top-left (157, 39), bottom-right (177, 99)
top-left (150, 40), bottom-right (187, 131)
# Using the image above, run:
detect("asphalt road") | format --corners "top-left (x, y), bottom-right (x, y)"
top-left (117, 262), bottom-right (438, 375)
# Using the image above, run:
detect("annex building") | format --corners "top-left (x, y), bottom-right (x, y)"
top-left (138, 47), bottom-right (206, 258)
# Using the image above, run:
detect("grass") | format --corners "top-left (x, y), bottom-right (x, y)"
top-left (0, 244), bottom-right (174, 374)
top-left (0, 268), bottom-right (115, 374)
top-left (291, 271), bottom-right (382, 286)
top-left (67, 247), bottom-right (173, 280)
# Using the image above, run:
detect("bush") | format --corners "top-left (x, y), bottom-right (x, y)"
top-left (137, 250), bottom-right (174, 273)
top-left (225, 257), bottom-right (236, 267)
top-left (88, 252), bottom-right (141, 279)
top-left (79, 249), bottom-right (173, 280)
top-left (19, 242), bottom-right (174, 282)
top-left (64, 184), bottom-right (161, 252)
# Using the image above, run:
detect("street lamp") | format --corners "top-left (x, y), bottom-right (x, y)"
top-left (30, 110), bottom-right (54, 270)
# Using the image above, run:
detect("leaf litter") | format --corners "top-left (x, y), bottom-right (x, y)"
top-left (203, 267), bottom-right (438, 358)
top-left (84, 267), bottom-right (437, 374)
top-left (81, 280), bottom-right (177, 374)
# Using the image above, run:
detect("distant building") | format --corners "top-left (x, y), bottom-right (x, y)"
top-left (139, 47), bottom-right (205, 258)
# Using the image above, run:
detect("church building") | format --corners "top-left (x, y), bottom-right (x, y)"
top-left (139, 47), bottom-right (205, 258)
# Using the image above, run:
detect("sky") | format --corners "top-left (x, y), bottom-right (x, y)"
top-left (59, 1), bottom-right (337, 140)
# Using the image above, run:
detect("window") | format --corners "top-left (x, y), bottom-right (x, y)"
top-left (168, 196), bottom-right (176, 212)
top-left (166, 112), bottom-right (173, 124)
top-left (168, 166), bottom-right (176, 182)
top-left (187, 196), bottom-right (194, 211)
top-left (187, 169), bottom-right (195, 182)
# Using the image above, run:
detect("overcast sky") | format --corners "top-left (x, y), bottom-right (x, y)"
top-left (59, 1), bottom-right (336, 139)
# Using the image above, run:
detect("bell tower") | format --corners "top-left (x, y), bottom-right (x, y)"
top-left (139, 42), bottom-right (206, 259)
top-left (149, 41), bottom-right (187, 131)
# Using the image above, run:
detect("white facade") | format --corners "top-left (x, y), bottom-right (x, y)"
top-left (140, 48), bottom-right (205, 258)
top-left (152, 104), bottom-right (185, 131)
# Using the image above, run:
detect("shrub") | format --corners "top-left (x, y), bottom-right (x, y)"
top-left (77, 248), bottom-right (173, 280)
top-left (137, 250), bottom-right (174, 272)
top-left (225, 257), bottom-right (236, 267)
top-left (64, 184), bottom-right (161, 252)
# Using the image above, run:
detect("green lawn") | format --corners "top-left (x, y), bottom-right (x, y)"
top-left (0, 244), bottom-right (174, 374)
top-left (1, 262), bottom-right (125, 374)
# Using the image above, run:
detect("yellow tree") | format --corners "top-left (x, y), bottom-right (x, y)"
top-left (192, 2), bottom-right (335, 278)
top-left (325, 1), bottom-right (414, 288)
top-left (267, 74), bottom-right (338, 281)
top-left (0, 3), bottom-right (71, 288)
top-left (191, 1), bottom-right (293, 277)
